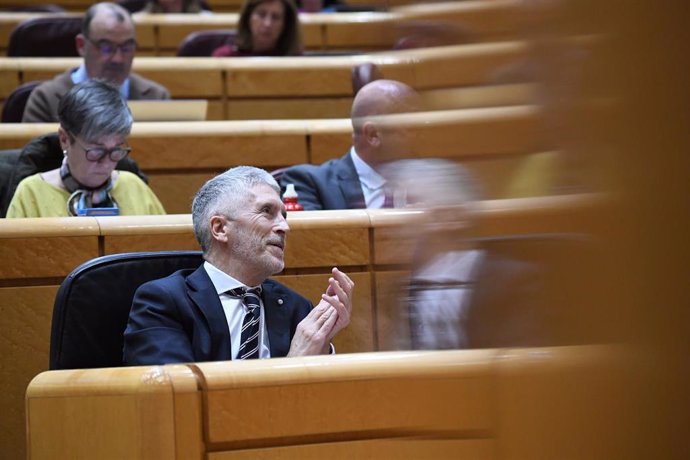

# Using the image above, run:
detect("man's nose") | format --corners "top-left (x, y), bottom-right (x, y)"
top-left (109, 47), bottom-right (126, 63)
top-left (275, 215), bottom-right (290, 234)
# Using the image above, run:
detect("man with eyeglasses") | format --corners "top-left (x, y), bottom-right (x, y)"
top-left (22, 2), bottom-right (170, 123)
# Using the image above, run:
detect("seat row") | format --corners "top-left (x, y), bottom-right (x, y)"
top-left (0, 105), bottom-right (550, 213)
top-left (0, 194), bottom-right (608, 458)
top-left (0, 41), bottom-right (534, 120)
top-left (0, 1), bottom-right (524, 55)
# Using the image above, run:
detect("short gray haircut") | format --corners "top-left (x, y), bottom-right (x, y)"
top-left (58, 79), bottom-right (132, 143)
top-left (192, 166), bottom-right (280, 254)
top-left (381, 159), bottom-right (483, 207)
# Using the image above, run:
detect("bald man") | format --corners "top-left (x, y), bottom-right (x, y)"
top-left (280, 79), bottom-right (421, 210)
top-left (23, 2), bottom-right (170, 123)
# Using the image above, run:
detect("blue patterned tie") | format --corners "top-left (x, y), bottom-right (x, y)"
top-left (228, 287), bottom-right (262, 359)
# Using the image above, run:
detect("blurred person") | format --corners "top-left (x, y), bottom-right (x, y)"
top-left (22, 2), bottom-right (170, 123)
top-left (7, 80), bottom-right (165, 218)
top-left (137, 0), bottom-right (210, 13)
top-left (212, 0), bottom-right (302, 56)
top-left (280, 79), bottom-right (421, 210)
top-left (382, 158), bottom-right (593, 350)
top-left (123, 166), bottom-right (353, 364)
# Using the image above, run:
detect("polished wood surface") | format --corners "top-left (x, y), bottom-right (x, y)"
top-left (0, 195), bottom-right (607, 458)
top-left (0, 42), bottom-right (530, 119)
top-left (0, 105), bottom-right (541, 213)
top-left (0, 1), bottom-right (523, 54)
top-left (25, 346), bottom-right (619, 459)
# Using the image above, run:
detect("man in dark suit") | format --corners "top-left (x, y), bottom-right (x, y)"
top-left (22, 2), bottom-right (170, 123)
top-left (280, 79), bottom-right (421, 210)
top-left (123, 166), bottom-right (353, 365)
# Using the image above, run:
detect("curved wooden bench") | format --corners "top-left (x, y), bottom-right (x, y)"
top-left (0, 41), bottom-right (532, 120)
top-left (0, 194), bottom-right (608, 458)
top-left (25, 345), bottom-right (622, 459)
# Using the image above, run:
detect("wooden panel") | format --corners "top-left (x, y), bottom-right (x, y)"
top-left (0, 285), bottom-right (58, 460)
top-left (200, 350), bottom-right (495, 445)
top-left (225, 61), bottom-right (353, 97)
top-left (410, 42), bottom-right (529, 89)
top-left (148, 172), bottom-right (216, 215)
top-left (276, 272), bottom-right (374, 353)
top-left (308, 130), bottom-right (352, 163)
top-left (0, 236), bottom-right (98, 279)
top-left (98, 214), bottom-right (197, 254)
top-left (26, 365), bottom-right (201, 460)
top-left (285, 224), bottom-right (370, 268)
top-left (391, 106), bottom-right (541, 158)
top-left (225, 97), bottom-right (352, 120)
top-left (128, 122), bottom-right (308, 169)
top-left (324, 16), bottom-right (396, 49)
top-left (210, 439), bottom-right (492, 460)
top-left (420, 83), bottom-right (536, 111)
top-left (374, 270), bottom-right (409, 352)
top-left (0, 68), bottom-right (20, 99)
top-left (135, 23), bottom-right (155, 49)
top-left (135, 68), bottom-right (222, 98)
top-left (396, 0), bottom-right (521, 41)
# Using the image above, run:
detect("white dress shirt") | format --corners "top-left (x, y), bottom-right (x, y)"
top-left (71, 64), bottom-right (131, 99)
top-left (203, 261), bottom-right (271, 359)
top-left (350, 147), bottom-right (388, 209)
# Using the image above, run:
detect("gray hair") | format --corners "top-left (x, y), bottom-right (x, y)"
top-left (192, 166), bottom-right (280, 254)
top-left (82, 2), bottom-right (132, 38)
top-left (58, 79), bottom-right (133, 143)
top-left (381, 159), bottom-right (483, 207)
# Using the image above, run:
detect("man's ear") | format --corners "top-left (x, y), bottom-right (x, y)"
top-left (75, 33), bottom-right (86, 57)
top-left (363, 121), bottom-right (381, 148)
top-left (209, 215), bottom-right (230, 244)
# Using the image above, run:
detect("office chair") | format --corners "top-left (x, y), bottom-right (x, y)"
top-left (177, 29), bottom-right (236, 56)
top-left (1, 81), bottom-right (42, 123)
top-left (50, 251), bottom-right (204, 370)
top-left (7, 16), bottom-right (82, 57)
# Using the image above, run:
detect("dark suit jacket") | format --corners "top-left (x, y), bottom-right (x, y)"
top-left (123, 266), bottom-right (312, 365)
top-left (280, 151), bottom-right (366, 210)
top-left (22, 68), bottom-right (171, 123)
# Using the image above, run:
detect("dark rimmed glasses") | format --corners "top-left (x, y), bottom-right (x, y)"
top-left (69, 132), bottom-right (132, 162)
top-left (86, 37), bottom-right (137, 58)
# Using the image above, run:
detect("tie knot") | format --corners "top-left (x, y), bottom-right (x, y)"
top-left (227, 287), bottom-right (262, 311)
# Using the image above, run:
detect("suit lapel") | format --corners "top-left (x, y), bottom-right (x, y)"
top-left (185, 266), bottom-right (232, 361)
top-left (336, 153), bottom-right (366, 209)
top-left (261, 281), bottom-right (292, 357)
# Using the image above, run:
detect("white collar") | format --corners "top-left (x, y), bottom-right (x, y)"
top-left (350, 147), bottom-right (386, 190)
top-left (203, 261), bottom-right (260, 295)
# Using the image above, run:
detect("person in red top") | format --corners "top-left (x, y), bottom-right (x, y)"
top-left (212, 0), bottom-right (302, 57)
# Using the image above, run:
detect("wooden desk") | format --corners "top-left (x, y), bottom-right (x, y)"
top-left (0, 194), bottom-right (608, 459)
top-left (0, 105), bottom-right (544, 213)
top-left (25, 345), bottom-right (624, 459)
top-left (0, 1), bottom-right (524, 54)
top-left (0, 42), bottom-right (531, 119)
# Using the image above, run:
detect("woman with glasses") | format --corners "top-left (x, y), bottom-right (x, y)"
top-left (212, 0), bottom-right (302, 57)
top-left (7, 80), bottom-right (165, 218)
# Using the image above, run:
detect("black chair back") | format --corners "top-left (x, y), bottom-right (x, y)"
top-left (177, 29), bottom-right (236, 56)
top-left (8, 16), bottom-right (82, 57)
top-left (50, 251), bottom-right (204, 370)
top-left (1, 81), bottom-right (42, 123)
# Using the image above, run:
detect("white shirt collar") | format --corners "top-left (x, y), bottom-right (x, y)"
top-left (203, 261), bottom-right (257, 294)
top-left (71, 64), bottom-right (131, 99)
top-left (350, 147), bottom-right (386, 190)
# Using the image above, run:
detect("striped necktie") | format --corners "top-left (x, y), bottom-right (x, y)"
top-left (228, 287), bottom-right (262, 359)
